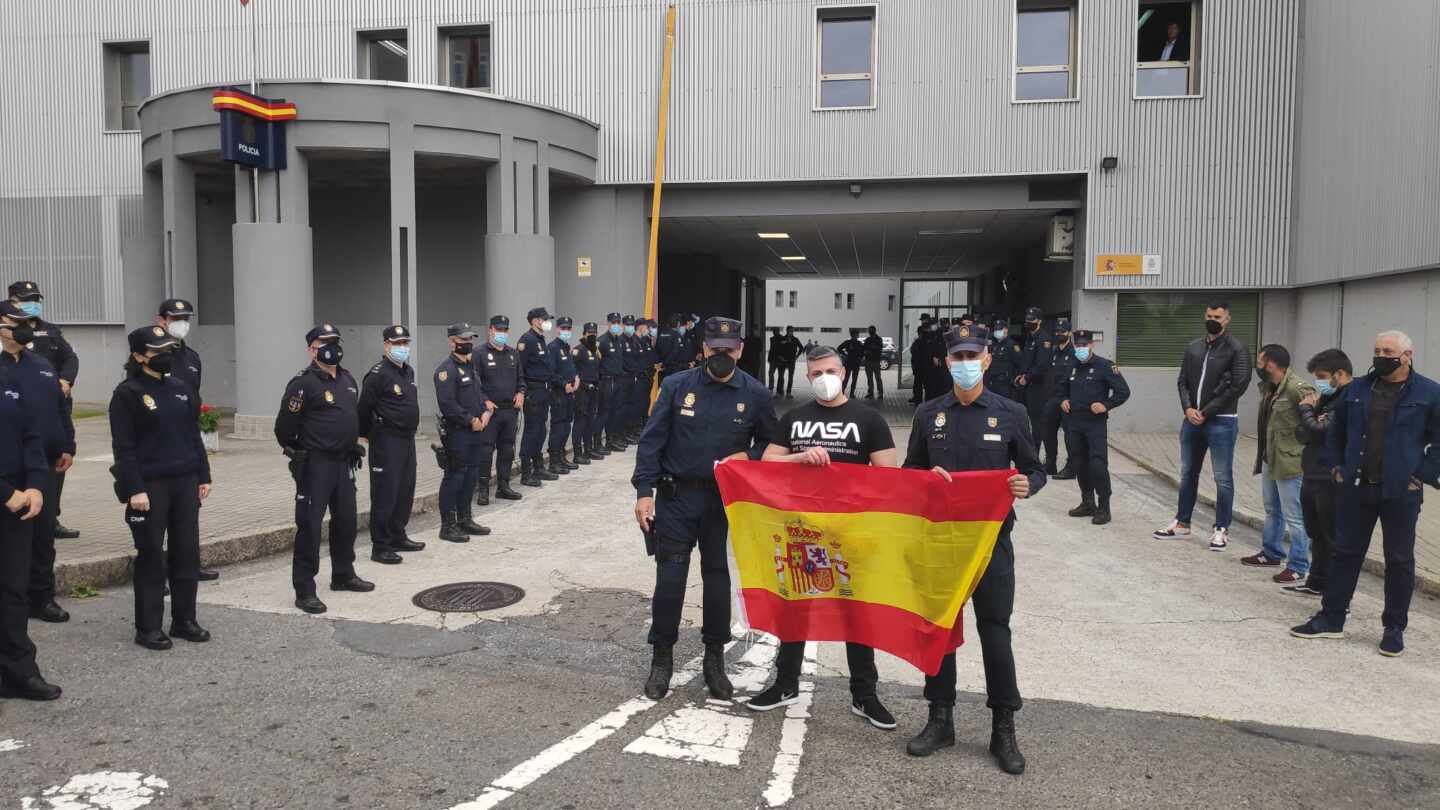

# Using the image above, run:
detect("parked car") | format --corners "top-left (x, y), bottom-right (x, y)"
top-left (880, 337), bottom-right (898, 370)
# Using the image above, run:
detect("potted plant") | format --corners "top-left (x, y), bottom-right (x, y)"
top-left (198, 403), bottom-right (221, 453)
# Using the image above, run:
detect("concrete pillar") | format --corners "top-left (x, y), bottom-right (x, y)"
top-left (484, 135), bottom-right (555, 323)
top-left (162, 132), bottom-right (198, 306)
top-left (126, 167), bottom-right (167, 328)
top-left (389, 123), bottom-right (417, 329)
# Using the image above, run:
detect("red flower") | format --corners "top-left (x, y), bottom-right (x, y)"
top-left (200, 404), bottom-right (212, 413)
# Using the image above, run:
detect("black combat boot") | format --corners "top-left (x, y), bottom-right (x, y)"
top-left (990, 708), bottom-right (1026, 774)
top-left (906, 703), bottom-right (956, 757)
top-left (703, 643), bottom-right (733, 700)
top-left (439, 512), bottom-right (470, 543)
top-left (572, 446), bottom-right (590, 466)
top-left (475, 478), bottom-right (490, 507)
top-left (644, 644), bottom-right (674, 700)
top-left (1044, 460), bottom-right (1060, 476)
top-left (520, 458), bottom-right (542, 487)
top-left (1067, 494), bottom-right (1096, 518)
top-left (457, 508), bottom-right (491, 536)
top-left (1092, 496), bottom-right (1112, 526)
top-left (1053, 462), bottom-right (1077, 480)
top-left (533, 456), bottom-right (559, 481)
top-left (562, 450), bottom-right (581, 469)
top-left (590, 438), bottom-right (610, 459)
top-left (547, 452), bottom-right (570, 476)
top-left (495, 478), bottom-right (523, 500)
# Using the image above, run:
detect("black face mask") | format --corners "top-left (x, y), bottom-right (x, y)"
top-left (147, 352), bottom-right (175, 374)
top-left (1205, 319), bottom-right (1224, 336)
top-left (1373, 355), bottom-right (1403, 377)
top-left (452, 342), bottom-right (474, 357)
top-left (704, 352), bottom-right (737, 379)
top-left (3, 323), bottom-right (33, 345)
top-left (316, 342), bottom-right (343, 365)
top-left (583, 336), bottom-right (597, 350)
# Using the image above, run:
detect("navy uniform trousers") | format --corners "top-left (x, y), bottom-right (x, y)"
top-left (27, 464), bottom-right (59, 609)
top-left (126, 474), bottom-right (201, 632)
top-left (368, 428), bottom-right (416, 552)
top-left (480, 406), bottom-right (519, 482)
top-left (0, 509), bottom-right (40, 684)
top-left (439, 430), bottom-right (483, 512)
top-left (292, 453), bottom-right (358, 596)
top-left (649, 482), bottom-right (732, 647)
top-left (1065, 415), bottom-right (1110, 499)
top-left (923, 535), bottom-right (1021, 712)
top-left (520, 387), bottom-right (551, 459)
top-left (548, 387), bottom-right (575, 455)
top-left (574, 383), bottom-right (598, 448)
top-left (601, 375), bottom-right (629, 442)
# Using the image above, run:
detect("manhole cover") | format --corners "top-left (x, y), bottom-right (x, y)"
top-left (412, 582), bottom-right (526, 613)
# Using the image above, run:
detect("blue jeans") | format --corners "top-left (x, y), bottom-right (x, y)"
top-left (1260, 464), bottom-right (1310, 575)
top-left (1176, 418), bottom-right (1238, 529)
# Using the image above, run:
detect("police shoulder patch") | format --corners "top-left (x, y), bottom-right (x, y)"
top-left (438, 370), bottom-right (449, 382)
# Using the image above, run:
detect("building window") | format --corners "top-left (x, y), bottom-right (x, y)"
top-left (846, 293), bottom-right (855, 310)
top-left (440, 25), bottom-right (491, 90)
top-left (834, 292), bottom-right (843, 309)
top-left (1115, 292), bottom-right (1257, 366)
top-left (820, 327), bottom-right (842, 333)
top-left (775, 289), bottom-right (784, 307)
top-left (358, 29), bottom-right (409, 82)
top-left (815, 6), bottom-right (876, 110)
top-left (1014, 1), bottom-right (1077, 102)
top-left (789, 290), bottom-right (799, 308)
top-left (1136, 1), bottom-right (1201, 98)
top-left (888, 294), bottom-right (896, 311)
top-left (102, 41), bottom-right (150, 131)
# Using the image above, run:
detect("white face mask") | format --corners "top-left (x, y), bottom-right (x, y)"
top-left (811, 373), bottom-right (843, 402)
top-left (166, 320), bottom-right (191, 340)
top-left (541, 320), bottom-right (554, 333)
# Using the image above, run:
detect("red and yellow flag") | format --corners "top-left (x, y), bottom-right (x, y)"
top-left (715, 461), bottom-right (1014, 676)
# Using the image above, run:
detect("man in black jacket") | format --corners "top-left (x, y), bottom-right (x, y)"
top-left (1289, 349), bottom-right (1353, 597)
top-left (1152, 300), bottom-right (1253, 551)
top-left (862, 326), bottom-right (884, 399)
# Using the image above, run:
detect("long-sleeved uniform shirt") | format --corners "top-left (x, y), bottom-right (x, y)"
top-left (518, 328), bottom-right (556, 385)
top-left (434, 354), bottom-right (488, 432)
top-left (478, 343), bottom-right (525, 402)
top-left (0, 368), bottom-right (48, 503)
top-left (1, 349), bottom-right (73, 460)
top-left (359, 357), bottom-right (420, 437)
top-left (110, 368), bottom-right (211, 498)
top-left (274, 363), bottom-right (361, 453)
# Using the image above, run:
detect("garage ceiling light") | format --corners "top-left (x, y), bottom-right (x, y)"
top-left (757, 232), bottom-right (790, 239)
top-left (780, 255), bottom-right (807, 261)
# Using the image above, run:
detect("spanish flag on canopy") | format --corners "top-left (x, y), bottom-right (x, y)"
top-left (716, 461), bottom-right (1014, 676)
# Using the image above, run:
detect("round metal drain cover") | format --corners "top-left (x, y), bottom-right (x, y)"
top-left (412, 581), bottom-right (526, 613)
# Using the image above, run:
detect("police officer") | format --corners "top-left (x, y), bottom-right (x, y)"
top-left (1058, 330), bottom-right (1130, 525)
top-left (633, 316), bottom-right (777, 701)
top-left (629, 318), bottom-right (660, 441)
top-left (599, 313), bottom-right (630, 452)
top-left (476, 316), bottom-right (526, 502)
top-left (618, 315), bottom-right (643, 441)
top-left (434, 323), bottom-right (493, 543)
top-left (155, 298), bottom-right (219, 581)
top-left (573, 322), bottom-right (605, 463)
top-left (1039, 318), bottom-right (1077, 477)
top-left (924, 319), bottom-right (952, 401)
top-left (657, 314), bottom-right (688, 383)
top-left (547, 317), bottom-right (582, 474)
top-left (7, 281), bottom-right (80, 540)
top-left (110, 325), bottom-right (213, 649)
top-left (986, 317), bottom-right (1023, 403)
top-left (685, 313), bottom-right (704, 367)
top-left (1017, 305), bottom-right (1049, 435)
top-left (839, 329), bottom-right (865, 398)
top-left (902, 323), bottom-right (1045, 774)
top-left (518, 307), bottom-right (559, 485)
top-left (358, 325), bottom-right (426, 564)
top-left (0, 302), bottom-right (73, 624)
top-left (908, 315), bottom-right (932, 404)
top-left (275, 324), bottom-right (374, 614)
top-left (0, 337), bottom-right (61, 701)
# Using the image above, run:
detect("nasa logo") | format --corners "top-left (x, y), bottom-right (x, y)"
top-left (790, 421), bottom-right (860, 442)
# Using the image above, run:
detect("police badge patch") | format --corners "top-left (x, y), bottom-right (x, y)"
top-left (683, 392), bottom-right (696, 408)
top-left (142, 394), bottom-right (157, 411)
top-left (438, 370), bottom-right (449, 382)
top-left (393, 384), bottom-right (402, 396)
top-left (988, 417), bottom-right (998, 428)
top-left (288, 395), bottom-right (303, 413)
top-left (934, 412), bottom-right (946, 428)
top-left (324, 390), bottom-right (335, 404)
top-left (737, 402), bottom-right (746, 413)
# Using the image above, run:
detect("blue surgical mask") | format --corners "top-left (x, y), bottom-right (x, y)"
top-left (493, 332), bottom-right (509, 347)
top-left (994, 329), bottom-right (1007, 341)
top-left (387, 345), bottom-right (410, 364)
top-left (609, 324), bottom-right (622, 336)
top-left (949, 359), bottom-right (984, 390)
top-left (1314, 378), bottom-right (1334, 396)
top-left (559, 330), bottom-right (572, 342)
top-left (625, 325), bottom-right (636, 336)
top-left (17, 301), bottom-right (40, 319)
top-left (1074, 347), bottom-right (1091, 362)
top-left (676, 326), bottom-right (686, 336)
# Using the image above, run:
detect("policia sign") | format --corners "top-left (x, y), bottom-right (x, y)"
top-left (211, 87), bottom-right (297, 170)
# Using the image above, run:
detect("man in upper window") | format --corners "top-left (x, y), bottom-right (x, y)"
top-left (1154, 21), bottom-right (1189, 62)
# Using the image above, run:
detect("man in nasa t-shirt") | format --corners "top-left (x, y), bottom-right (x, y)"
top-left (747, 345), bottom-right (898, 730)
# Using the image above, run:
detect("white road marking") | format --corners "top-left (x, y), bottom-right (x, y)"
top-left (1, 738), bottom-right (27, 752)
top-left (623, 703), bottom-right (754, 766)
top-left (20, 772), bottom-right (168, 809)
top-left (761, 642), bottom-right (818, 808)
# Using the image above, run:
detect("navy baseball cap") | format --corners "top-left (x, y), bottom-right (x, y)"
top-left (128, 325), bottom-right (179, 354)
top-left (1054, 317), bottom-right (1072, 333)
top-left (382, 325), bottom-right (411, 342)
top-left (7, 281), bottom-right (41, 301)
top-left (557, 316), bottom-right (574, 329)
top-left (1025, 306), bottom-right (1043, 321)
top-left (447, 322), bottom-right (479, 339)
top-left (703, 317), bottom-right (743, 350)
top-left (526, 307), bottom-right (551, 322)
top-left (992, 317), bottom-right (1010, 331)
top-left (622, 315), bottom-right (635, 326)
top-left (582, 321), bottom-right (598, 335)
top-left (1072, 329), bottom-right (1095, 346)
top-left (490, 315), bottom-right (510, 328)
top-left (159, 298), bottom-right (194, 318)
top-left (306, 323), bottom-right (341, 344)
top-left (945, 323), bottom-right (990, 355)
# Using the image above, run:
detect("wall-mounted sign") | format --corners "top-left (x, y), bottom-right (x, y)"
top-left (1096, 254), bottom-right (1161, 276)
top-left (577, 257), bottom-right (592, 278)
top-left (1046, 215), bottom-right (1075, 260)
top-left (211, 87), bottom-right (298, 170)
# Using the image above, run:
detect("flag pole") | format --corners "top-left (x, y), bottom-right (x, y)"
top-left (645, 5), bottom-right (677, 408)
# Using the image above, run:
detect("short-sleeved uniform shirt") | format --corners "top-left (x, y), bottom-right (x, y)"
top-left (774, 399), bottom-right (893, 464)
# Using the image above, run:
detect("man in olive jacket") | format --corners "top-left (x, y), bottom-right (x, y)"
top-left (1241, 344), bottom-right (1315, 584)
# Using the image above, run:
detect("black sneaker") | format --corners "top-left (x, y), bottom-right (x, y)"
top-left (1282, 583), bottom-right (1321, 597)
top-left (1380, 628), bottom-right (1405, 657)
top-left (851, 696), bottom-right (897, 730)
top-left (1290, 614), bottom-right (1344, 639)
top-left (744, 683), bottom-right (799, 712)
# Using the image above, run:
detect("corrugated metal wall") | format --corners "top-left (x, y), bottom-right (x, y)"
top-left (2, 0), bottom-right (1319, 321)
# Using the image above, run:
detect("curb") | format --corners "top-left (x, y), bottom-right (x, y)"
top-left (1110, 442), bottom-right (1440, 599)
top-left (55, 490), bottom-right (441, 592)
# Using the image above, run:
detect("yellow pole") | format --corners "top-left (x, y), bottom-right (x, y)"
top-left (646, 5), bottom-right (677, 408)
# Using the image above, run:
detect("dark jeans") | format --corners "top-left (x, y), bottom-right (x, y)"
top-left (27, 464), bottom-right (58, 606)
top-left (291, 455), bottom-right (357, 596)
top-left (126, 474), bottom-right (200, 632)
top-left (1321, 485), bottom-right (1421, 631)
top-left (0, 508), bottom-right (40, 684)
top-left (1066, 417), bottom-right (1110, 499)
top-left (649, 485), bottom-right (731, 647)
top-left (480, 406), bottom-right (518, 481)
top-left (1176, 417), bottom-right (1239, 530)
top-left (1300, 478), bottom-right (1336, 591)
top-left (368, 429), bottom-right (416, 551)
top-left (775, 640), bottom-right (878, 700)
top-left (923, 536), bottom-right (1020, 711)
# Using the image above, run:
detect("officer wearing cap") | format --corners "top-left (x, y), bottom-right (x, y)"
top-left (908, 315), bottom-right (933, 404)
top-left (627, 318), bottom-right (660, 441)
top-left (1017, 305), bottom-right (1050, 431)
top-left (598, 313), bottom-right (630, 452)
top-left (656, 314), bottom-right (687, 383)
top-left (633, 316), bottom-right (777, 701)
top-left (518, 307), bottom-right (560, 486)
top-left (1037, 317), bottom-right (1078, 477)
top-left (1058, 330), bottom-right (1129, 525)
top-left (476, 316), bottom-right (526, 503)
top-left (903, 323), bottom-right (1044, 773)
top-left (685, 313), bottom-right (703, 367)
top-left (618, 315), bottom-right (643, 441)
top-left (8, 281), bottom-right (80, 541)
top-left (110, 324), bottom-right (213, 649)
top-left (986, 317), bottom-right (1023, 403)
top-left (924, 318), bottom-right (952, 401)
top-left (546, 317), bottom-right (582, 475)
top-left (359, 325), bottom-right (426, 564)
top-left (434, 323), bottom-right (493, 543)
top-left (154, 298), bottom-right (218, 581)
top-left (839, 328), bottom-right (866, 399)
top-left (0, 324), bottom-right (62, 701)
top-left (275, 324), bottom-right (374, 614)
top-left (0, 301), bottom-right (74, 625)
top-left (573, 321), bottom-right (605, 463)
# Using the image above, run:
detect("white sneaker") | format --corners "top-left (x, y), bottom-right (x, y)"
top-left (1208, 528), bottom-right (1229, 551)
top-left (1152, 520), bottom-right (1191, 540)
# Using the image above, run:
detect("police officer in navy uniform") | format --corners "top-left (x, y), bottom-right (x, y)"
top-left (0, 331), bottom-right (61, 701)
top-left (110, 325), bottom-right (213, 650)
top-left (518, 307), bottom-right (560, 486)
top-left (633, 316), bottom-right (778, 701)
top-left (986, 316), bottom-right (1023, 403)
top-left (0, 301), bottom-right (73, 625)
top-left (434, 323), bottom-right (493, 543)
top-left (598, 313), bottom-right (629, 451)
top-left (7, 281), bottom-right (80, 540)
top-left (1040, 318), bottom-right (1078, 478)
top-left (629, 318), bottom-right (660, 441)
top-left (1057, 330), bottom-right (1130, 525)
top-left (656, 314), bottom-right (687, 384)
top-left (155, 298), bottom-right (220, 581)
top-left (573, 322), bottom-right (605, 462)
top-left (1017, 306), bottom-right (1050, 438)
top-left (476, 316), bottom-right (526, 503)
top-left (358, 325), bottom-right (425, 564)
top-left (275, 324), bottom-right (375, 614)
top-left (903, 323), bottom-right (1044, 774)
top-left (619, 315), bottom-right (643, 439)
top-left (547, 317), bottom-right (582, 474)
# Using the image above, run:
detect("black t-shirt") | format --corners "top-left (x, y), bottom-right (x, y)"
top-left (1363, 378), bottom-right (1402, 483)
top-left (775, 399), bottom-right (894, 464)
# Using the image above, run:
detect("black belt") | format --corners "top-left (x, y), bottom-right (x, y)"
top-left (492, 401), bottom-right (515, 410)
top-left (306, 448), bottom-right (350, 461)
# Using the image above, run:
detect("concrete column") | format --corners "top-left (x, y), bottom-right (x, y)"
top-left (126, 166), bottom-right (167, 328)
top-left (484, 138), bottom-right (555, 323)
top-left (279, 137), bottom-right (309, 226)
top-left (389, 123), bottom-right (417, 328)
top-left (162, 132), bottom-right (198, 305)
top-left (234, 165), bottom-right (255, 225)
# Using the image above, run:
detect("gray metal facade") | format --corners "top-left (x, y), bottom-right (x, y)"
top-left (1, 0), bottom-right (1437, 325)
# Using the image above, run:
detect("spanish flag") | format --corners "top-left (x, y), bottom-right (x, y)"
top-left (716, 461), bottom-right (1014, 676)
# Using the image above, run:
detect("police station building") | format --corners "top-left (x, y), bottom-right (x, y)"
top-left (1, 1), bottom-right (1436, 434)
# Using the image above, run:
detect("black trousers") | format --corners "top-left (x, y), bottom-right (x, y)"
top-left (864, 362), bottom-right (883, 397)
top-left (480, 405), bottom-right (518, 481)
top-left (923, 537), bottom-right (1020, 711)
top-left (368, 429), bottom-right (416, 551)
top-left (28, 464), bottom-right (58, 607)
top-left (910, 367), bottom-right (924, 401)
top-left (291, 454), bottom-right (357, 597)
top-left (846, 365), bottom-right (864, 398)
top-left (126, 474), bottom-right (201, 632)
top-left (602, 375), bottom-right (629, 440)
top-left (0, 507), bottom-right (40, 684)
top-left (629, 374), bottom-right (654, 429)
top-left (575, 383), bottom-right (598, 445)
top-left (1321, 486), bottom-right (1421, 631)
top-left (649, 485), bottom-right (731, 647)
top-left (775, 641), bottom-right (878, 700)
top-left (549, 387), bottom-right (575, 454)
top-left (1066, 417), bottom-right (1110, 499)
top-left (1030, 391), bottom-right (1061, 466)
top-left (520, 385), bottom-right (551, 459)
top-left (925, 366), bottom-right (951, 402)
top-left (1300, 478), bottom-right (1336, 591)
top-left (771, 361), bottom-right (795, 395)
